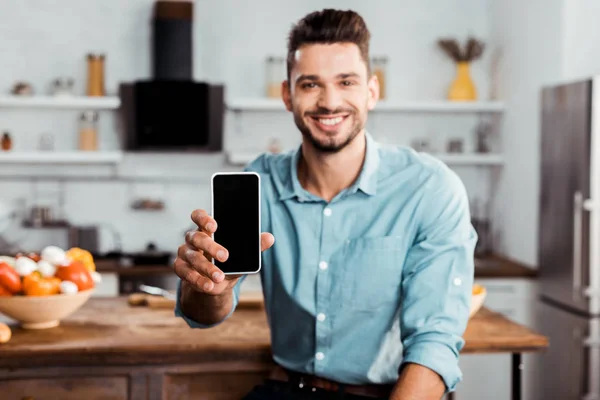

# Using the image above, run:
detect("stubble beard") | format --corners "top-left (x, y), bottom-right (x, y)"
top-left (292, 107), bottom-right (364, 153)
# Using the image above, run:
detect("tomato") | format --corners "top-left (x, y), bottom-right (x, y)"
top-left (0, 285), bottom-right (12, 297)
top-left (22, 273), bottom-right (61, 296)
top-left (55, 261), bottom-right (94, 291)
top-left (27, 253), bottom-right (41, 262)
top-left (16, 253), bottom-right (40, 262)
top-left (0, 262), bottom-right (22, 294)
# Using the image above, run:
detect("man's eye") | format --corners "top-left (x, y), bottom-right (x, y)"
top-left (341, 81), bottom-right (354, 86)
top-left (302, 82), bottom-right (317, 89)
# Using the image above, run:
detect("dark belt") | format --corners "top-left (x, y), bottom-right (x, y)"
top-left (269, 366), bottom-right (394, 398)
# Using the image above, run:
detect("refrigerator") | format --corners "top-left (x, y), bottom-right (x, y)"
top-left (538, 77), bottom-right (600, 400)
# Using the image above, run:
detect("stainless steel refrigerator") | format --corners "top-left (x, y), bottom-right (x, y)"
top-left (538, 77), bottom-right (600, 400)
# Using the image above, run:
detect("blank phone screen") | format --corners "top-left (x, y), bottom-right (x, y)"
top-left (212, 173), bottom-right (260, 274)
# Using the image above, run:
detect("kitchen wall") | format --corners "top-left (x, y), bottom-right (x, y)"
top-left (561, 0), bottom-right (600, 81)
top-left (489, 0), bottom-right (564, 266)
top-left (0, 0), bottom-right (495, 254)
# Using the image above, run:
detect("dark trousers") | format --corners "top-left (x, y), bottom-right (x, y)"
top-left (241, 379), bottom-right (389, 400)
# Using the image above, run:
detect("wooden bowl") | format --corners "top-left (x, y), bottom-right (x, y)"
top-left (0, 289), bottom-right (94, 329)
top-left (470, 284), bottom-right (487, 318)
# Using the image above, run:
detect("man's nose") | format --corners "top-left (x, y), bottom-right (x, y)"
top-left (317, 85), bottom-right (343, 112)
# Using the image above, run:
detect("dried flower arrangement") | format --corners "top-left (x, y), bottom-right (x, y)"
top-left (438, 37), bottom-right (485, 62)
top-left (437, 37), bottom-right (485, 101)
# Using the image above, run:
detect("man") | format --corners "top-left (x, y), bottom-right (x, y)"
top-left (174, 8), bottom-right (476, 400)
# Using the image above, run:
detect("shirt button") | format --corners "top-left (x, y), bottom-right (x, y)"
top-left (319, 261), bottom-right (328, 270)
top-left (317, 313), bottom-right (326, 322)
top-left (315, 352), bottom-right (325, 361)
top-left (323, 207), bottom-right (332, 217)
top-left (453, 277), bottom-right (462, 286)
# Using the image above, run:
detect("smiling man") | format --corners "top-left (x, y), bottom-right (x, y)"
top-left (174, 8), bottom-right (476, 400)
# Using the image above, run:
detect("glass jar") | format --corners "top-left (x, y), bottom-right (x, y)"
top-left (87, 53), bottom-right (105, 96)
top-left (1, 131), bottom-right (12, 151)
top-left (79, 110), bottom-right (98, 151)
top-left (266, 56), bottom-right (285, 98)
top-left (372, 56), bottom-right (388, 100)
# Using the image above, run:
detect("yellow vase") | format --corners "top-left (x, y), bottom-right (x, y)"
top-left (448, 62), bottom-right (477, 101)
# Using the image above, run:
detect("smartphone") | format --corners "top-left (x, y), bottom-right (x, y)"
top-left (210, 172), bottom-right (261, 275)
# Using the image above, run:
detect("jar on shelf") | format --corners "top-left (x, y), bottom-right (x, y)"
top-left (372, 56), bottom-right (388, 100)
top-left (87, 53), bottom-right (105, 96)
top-left (79, 110), bottom-right (98, 151)
top-left (1, 131), bottom-right (12, 151)
top-left (266, 56), bottom-right (285, 98)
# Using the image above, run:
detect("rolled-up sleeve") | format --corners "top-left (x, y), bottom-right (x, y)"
top-left (399, 164), bottom-right (477, 392)
top-left (174, 275), bottom-right (246, 329)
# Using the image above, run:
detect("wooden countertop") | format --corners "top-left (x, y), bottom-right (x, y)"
top-left (473, 253), bottom-right (537, 279)
top-left (0, 297), bottom-right (547, 369)
top-left (95, 253), bottom-right (537, 279)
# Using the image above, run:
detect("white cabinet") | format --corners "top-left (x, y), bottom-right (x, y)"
top-left (452, 278), bottom-right (539, 400)
top-left (91, 272), bottom-right (119, 297)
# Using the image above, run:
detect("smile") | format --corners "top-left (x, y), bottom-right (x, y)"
top-left (311, 115), bottom-right (348, 130)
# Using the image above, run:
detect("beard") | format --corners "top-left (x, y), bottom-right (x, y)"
top-left (293, 105), bottom-right (364, 153)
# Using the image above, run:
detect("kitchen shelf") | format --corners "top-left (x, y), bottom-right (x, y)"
top-left (435, 153), bottom-right (504, 165)
top-left (0, 95), bottom-right (121, 109)
top-left (227, 151), bottom-right (504, 166)
top-left (0, 151), bottom-right (123, 164)
top-left (226, 98), bottom-right (504, 113)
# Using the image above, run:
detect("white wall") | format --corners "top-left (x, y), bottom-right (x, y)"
top-left (0, 0), bottom-right (494, 254)
top-left (489, 0), bottom-right (564, 266)
top-left (561, 0), bottom-right (600, 81)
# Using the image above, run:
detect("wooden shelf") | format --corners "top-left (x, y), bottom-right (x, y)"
top-left (0, 151), bottom-right (123, 164)
top-left (0, 95), bottom-right (120, 109)
top-left (227, 151), bottom-right (503, 166)
top-left (226, 98), bottom-right (504, 113)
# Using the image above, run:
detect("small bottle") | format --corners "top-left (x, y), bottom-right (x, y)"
top-left (372, 56), bottom-right (388, 100)
top-left (87, 53), bottom-right (106, 97)
top-left (79, 111), bottom-right (98, 151)
top-left (1, 132), bottom-right (12, 151)
top-left (266, 56), bottom-right (285, 98)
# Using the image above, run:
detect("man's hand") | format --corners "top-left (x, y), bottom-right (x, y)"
top-left (174, 209), bottom-right (274, 295)
top-left (389, 363), bottom-right (446, 400)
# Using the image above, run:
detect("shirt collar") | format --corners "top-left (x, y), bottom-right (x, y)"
top-left (278, 131), bottom-right (380, 201)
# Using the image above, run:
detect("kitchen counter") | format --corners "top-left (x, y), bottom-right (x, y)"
top-left (0, 297), bottom-right (547, 400)
top-left (95, 253), bottom-right (537, 279)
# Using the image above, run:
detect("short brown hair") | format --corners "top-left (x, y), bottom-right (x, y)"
top-left (286, 9), bottom-right (371, 82)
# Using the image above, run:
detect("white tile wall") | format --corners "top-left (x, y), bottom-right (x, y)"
top-left (0, 0), bottom-right (495, 253)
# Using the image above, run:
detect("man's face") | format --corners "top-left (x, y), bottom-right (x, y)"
top-left (283, 43), bottom-right (379, 153)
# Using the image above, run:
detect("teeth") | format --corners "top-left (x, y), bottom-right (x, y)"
top-left (318, 117), bottom-right (343, 126)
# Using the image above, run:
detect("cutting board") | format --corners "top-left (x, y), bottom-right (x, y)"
top-left (128, 291), bottom-right (264, 309)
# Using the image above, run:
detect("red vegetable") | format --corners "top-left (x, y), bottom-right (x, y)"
top-left (55, 261), bottom-right (94, 291)
top-left (0, 262), bottom-right (22, 294)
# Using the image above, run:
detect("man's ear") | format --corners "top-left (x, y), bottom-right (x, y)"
top-left (282, 80), bottom-right (292, 111)
top-left (367, 74), bottom-right (380, 111)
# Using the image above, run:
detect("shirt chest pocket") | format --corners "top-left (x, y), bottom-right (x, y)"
top-left (331, 236), bottom-right (406, 312)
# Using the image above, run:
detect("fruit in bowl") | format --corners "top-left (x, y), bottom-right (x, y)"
top-left (0, 246), bottom-right (101, 329)
top-left (470, 283), bottom-right (487, 318)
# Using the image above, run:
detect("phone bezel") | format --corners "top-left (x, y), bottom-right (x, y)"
top-left (210, 171), bottom-right (262, 275)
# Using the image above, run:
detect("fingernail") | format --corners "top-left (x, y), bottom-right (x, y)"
top-left (212, 271), bottom-right (223, 281)
top-left (203, 282), bottom-right (212, 291)
top-left (206, 222), bottom-right (215, 232)
top-left (216, 250), bottom-right (227, 261)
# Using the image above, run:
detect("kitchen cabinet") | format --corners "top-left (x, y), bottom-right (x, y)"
top-left (92, 272), bottom-right (119, 297)
top-left (453, 278), bottom-right (539, 400)
top-left (1, 376), bottom-right (128, 400)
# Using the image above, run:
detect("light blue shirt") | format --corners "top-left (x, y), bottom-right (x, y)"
top-left (175, 132), bottom-right (476, 392)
